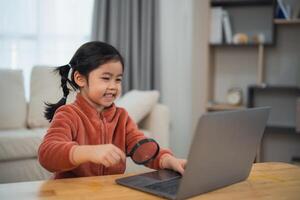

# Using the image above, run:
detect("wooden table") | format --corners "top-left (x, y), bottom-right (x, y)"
top-left (0, 162), bottom-right (299, 200)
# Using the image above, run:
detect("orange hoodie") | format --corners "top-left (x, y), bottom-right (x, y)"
top-left (38, 93), bottom-right (172, 179)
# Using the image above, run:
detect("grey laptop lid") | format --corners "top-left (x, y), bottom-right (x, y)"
top-left (176, 107), bottom-right (270, 199)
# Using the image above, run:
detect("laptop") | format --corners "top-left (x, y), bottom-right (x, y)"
top-left (116, 107), bottom-right (270, 200)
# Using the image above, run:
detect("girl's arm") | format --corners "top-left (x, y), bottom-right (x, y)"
top-left (38, 106), bottom-right (78, 172)
top-left (125, 114), bottom-right (173, 170)
top-left (70, 144), bottom-right (125, 167)
top-left (125, 112), bottom-right (187, 174)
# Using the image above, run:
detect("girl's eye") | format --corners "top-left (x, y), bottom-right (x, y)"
top-left (116, 78), bottom-right (122, 82)
top-left (101, 77), bottom-right (110, 81)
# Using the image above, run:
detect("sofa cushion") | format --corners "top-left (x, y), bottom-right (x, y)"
top-left (0, 158), bottom-right (52, 183)
top-left (27, 66), bottom-right (76, 128)
top-left (115, 90), bottom-right (160, 123)
top-left (0, 69), bottom-right (27, 129)
top-left (0, 128), bottom-right (47, 161)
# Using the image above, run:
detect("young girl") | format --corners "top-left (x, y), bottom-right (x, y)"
top-left (38, 41), bottom-right (186, 179)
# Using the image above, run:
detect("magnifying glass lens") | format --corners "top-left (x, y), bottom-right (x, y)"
top-left (128, 138), bottom-right (160, 165)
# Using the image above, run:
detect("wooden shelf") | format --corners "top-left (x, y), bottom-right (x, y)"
top-left (206, 103), bottom-right (246, 111)
top-left (292, 157), bottom-right (300, 164)
top-left (274, 19), bottom-right (300, 25)
top-left (249, 85), bottom-right (300, 92)
top-left (247, 85), bottom-right (300, 107)
top-left (210, 43), bottom-right (273, 47)
top-left (265, 126), bottom-right (299, 134)
top-left (211, 43), bottom-right (258, 47)
top-left (211, 0), bottom-right (273, 7)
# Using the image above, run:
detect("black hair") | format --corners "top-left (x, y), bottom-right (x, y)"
top-left (44, 41), bottom-right (124, 122)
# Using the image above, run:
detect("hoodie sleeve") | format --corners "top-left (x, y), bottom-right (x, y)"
top-left (125, 114), bottom-right (173, 170)
top-left (38, 106), bottom-right (78, 173)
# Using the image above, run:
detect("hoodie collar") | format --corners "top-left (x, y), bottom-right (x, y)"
top-left (73, 93), bottom-right (117, 122)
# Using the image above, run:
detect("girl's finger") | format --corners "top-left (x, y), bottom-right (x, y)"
top-left (104, 154), bottom-right (118, 166)
top-left (113, 146), bottom-right (126, 162)
top-left (176, 164), bottom-right (184, 175)
top-left (171, 159), bottom-right (184, 175)
top-left (110, 151), bottom-right (121, 163)
top-left (102, 158), bottom-right (111, 167)
top-left (180, 159), bottom-right (187, 168)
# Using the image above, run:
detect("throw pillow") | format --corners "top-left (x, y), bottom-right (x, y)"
top-left (0, 69), bottom-right (27, 129)
top-left (115, 90), bottom-right (159, 124)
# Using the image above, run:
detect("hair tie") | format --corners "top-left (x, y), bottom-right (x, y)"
top-left (67, 64), bottom-right (72, 68)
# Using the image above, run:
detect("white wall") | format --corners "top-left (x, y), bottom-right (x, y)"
top-left (159, 0), bottom-right (209, 157)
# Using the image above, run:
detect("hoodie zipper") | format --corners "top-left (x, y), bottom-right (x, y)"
top-left (99, 113), bottom-right (106, 176)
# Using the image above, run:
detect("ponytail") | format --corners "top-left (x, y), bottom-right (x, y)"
top-left (44, 64), bottom-right (76, 122)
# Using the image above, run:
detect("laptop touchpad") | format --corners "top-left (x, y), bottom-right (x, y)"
top-left (121, 170), bottom-right (181, 187)
top-left (142, 169), bottom-right (181, 181)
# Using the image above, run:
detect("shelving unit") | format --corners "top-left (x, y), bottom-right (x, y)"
top-left (247, 84), bottom-right (300, 163)
top-left (207, 1), bottom-right (275, 112)
top-left (248, 85), bottom-right (300, 133)
top-left (248, 85), bottom-right (300, 107)
top-left (207, 0), bottom-right (300, 164)
top-left (207, 0), bottom-right (300, 113)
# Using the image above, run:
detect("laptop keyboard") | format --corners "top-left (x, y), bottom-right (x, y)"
top-left (145, 177), bottom-right (181, 195)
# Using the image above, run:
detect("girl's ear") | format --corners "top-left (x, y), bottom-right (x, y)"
top-left (74, 71), bottom-right (87, 87)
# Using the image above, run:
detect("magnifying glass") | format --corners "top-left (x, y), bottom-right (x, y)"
top-left (127, 138), bottom-right (160, 165)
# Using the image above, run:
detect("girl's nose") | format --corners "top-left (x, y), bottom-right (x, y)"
top-left (108, 81), bottom-right (118, 89)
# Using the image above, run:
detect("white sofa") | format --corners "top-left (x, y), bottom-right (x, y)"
top-left (0, 67), bottom-right (170, 183)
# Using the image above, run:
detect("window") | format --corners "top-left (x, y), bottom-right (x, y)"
top-left (0, 0), bottom-right (94, 98)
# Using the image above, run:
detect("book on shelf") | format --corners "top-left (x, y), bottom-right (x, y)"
top-left (210, 7), bottom-right (233, 44)
top-left (222, 10), bottom-right (232, 44)
top-left (210, 7), bottom-right (223, 44)
top-left (276, 0), bottom-right (291, 19)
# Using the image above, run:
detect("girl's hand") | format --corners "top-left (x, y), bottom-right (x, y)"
top-left (72, 144), bottom-right (126, 167)
top-left (91, 144), bottom-right (126, 167)
top-left (160, 154), bottom-right (187, 175)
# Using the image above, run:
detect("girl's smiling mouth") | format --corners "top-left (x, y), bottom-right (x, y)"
top-left (104, 93), bottom-right (116, 97)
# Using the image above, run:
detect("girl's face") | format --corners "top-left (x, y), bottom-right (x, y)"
top-left (75, 61), bottom-right (123, 112)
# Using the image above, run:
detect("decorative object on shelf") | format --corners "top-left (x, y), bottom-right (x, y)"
top-left (226, 87), bottom-right (243, 106)
top-left (252, 33), bottom-right (265, 44)
top-left (233, 33), bottom-right (248, 44)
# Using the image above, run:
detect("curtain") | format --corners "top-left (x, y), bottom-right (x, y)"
top-left (91, 0), bottom-right (161, 93)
